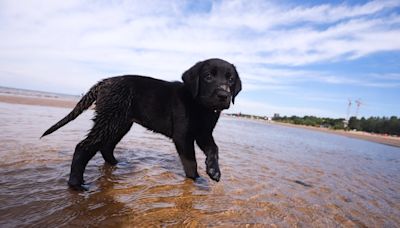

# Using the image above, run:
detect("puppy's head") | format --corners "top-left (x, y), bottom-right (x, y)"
top-left (182, 58), bottom-right (242, 111)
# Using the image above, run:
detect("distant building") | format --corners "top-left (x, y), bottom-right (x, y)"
top-left (273, 113), bottom-right (280, 119)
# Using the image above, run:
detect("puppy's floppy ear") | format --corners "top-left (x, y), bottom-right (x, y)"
top-left (231, 64), bottom-right (242, 104)
top-left (182, 61), bottom-right (204, 98)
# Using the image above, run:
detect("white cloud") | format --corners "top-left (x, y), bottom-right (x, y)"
top-left (0, 0), bottom-right (399, 116)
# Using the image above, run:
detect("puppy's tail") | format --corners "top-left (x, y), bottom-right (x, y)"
top-left (41, 81), bottom-right (103, 138)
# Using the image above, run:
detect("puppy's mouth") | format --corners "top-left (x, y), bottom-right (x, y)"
top-left (212, 102), bottom-right (230, 111)
top-left (198, 95), bottom-right (231, 111)
top-left (200, 102), bottom-right (230, 112)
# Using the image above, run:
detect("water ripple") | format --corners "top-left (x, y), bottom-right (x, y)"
top-left (0, 103), bottom-right (400, 227)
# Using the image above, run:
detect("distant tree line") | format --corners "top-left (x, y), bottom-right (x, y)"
top-left (348, 116), bottom-right (400, 135)
top-left (228, 113), bottom-right (400, 136)
top-left (227, 113), bottom-right (267, 120)
top-left (273, 115), bottom-right (400, 135)
top-left (272, 115), bottom-right (346, 130)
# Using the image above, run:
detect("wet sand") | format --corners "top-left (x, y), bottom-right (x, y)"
top-left (1, 95), bottom-right (400, 227)
top-left (0, 94), bottom-right (78, 109)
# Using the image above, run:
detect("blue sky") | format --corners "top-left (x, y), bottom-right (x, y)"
top-left (0, 0), bottom-right (399, 118)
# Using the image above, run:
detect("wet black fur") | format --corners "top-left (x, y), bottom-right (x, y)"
top-left (42, 58), bottom-right (242, 191)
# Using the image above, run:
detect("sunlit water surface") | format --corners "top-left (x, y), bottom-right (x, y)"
top-left (0, 102), bottom-right (399, 227)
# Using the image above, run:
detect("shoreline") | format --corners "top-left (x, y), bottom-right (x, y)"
top-left (1, 94), bottom-right (399, 148)
top-left (228, 116), bottom-right (400, 148)
top-left (270, 120), bottom-right (400, 148)
top-left (0, 94), bottom-right (78, 109)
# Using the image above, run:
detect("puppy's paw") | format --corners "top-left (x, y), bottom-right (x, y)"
top-left (206, 166), bottom-right (221, 182)
top-left (185, 170), bottom-right (200, 180)
top-left (206, 163), bottom-right (221, 182)
top-left (105, 159), bottom-right (118, 166)
top-left (68, 179), bottom-right (89, 191)
top-left (206, 156), bottom-right (221, 182)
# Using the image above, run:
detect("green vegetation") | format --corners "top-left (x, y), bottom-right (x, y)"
top-left (227, 113), bottom-right (400, 136)
top-left (272, 115), bottom-right (346, 130)
top-left (273, 115), bottom-right (400, 136)
top-left (227, 113), bottom-right (267, 120)
top-left (348, 116), bottom-right (400, 136)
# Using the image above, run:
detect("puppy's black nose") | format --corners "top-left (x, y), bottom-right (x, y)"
top-left (217, 91), bottom-right (229, 101)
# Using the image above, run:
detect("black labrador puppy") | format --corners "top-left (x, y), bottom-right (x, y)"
top-left (42, 58), bottom-right (242, 190)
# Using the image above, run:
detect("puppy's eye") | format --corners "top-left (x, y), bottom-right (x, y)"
top-left (205, 73), bottom-right (213, 81)
top-left (228, 75), bottom-right (234, 84)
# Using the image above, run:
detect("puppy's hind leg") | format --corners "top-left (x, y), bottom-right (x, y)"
top-left (100, 143), bottom-right (118, 165)
top-left (100, 122), bottom-right (133, 165)
top-left (68, 137), bottom-right (101, 190)
top-left (68, 116), bottom-right (115, 190)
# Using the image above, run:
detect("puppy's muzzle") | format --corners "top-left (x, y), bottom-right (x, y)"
top-left (217, 91), bottom-right (230, 102)
top-left (217, 85), bottom-right (231, 102)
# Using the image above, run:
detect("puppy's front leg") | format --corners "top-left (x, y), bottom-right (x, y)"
top-left (173, 137), bottom-right (199, 180)
top-left (196, 136), bottom-right (221, 182)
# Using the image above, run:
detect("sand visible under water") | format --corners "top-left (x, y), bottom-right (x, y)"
top-left (0, 97), bottom-right (399, 227)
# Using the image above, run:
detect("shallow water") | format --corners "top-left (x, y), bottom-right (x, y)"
top-left (0, 102), bottom-right (399, 227)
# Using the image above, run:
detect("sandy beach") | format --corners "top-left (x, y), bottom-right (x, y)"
top-left (0, 94), bottom-right (78, 109)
